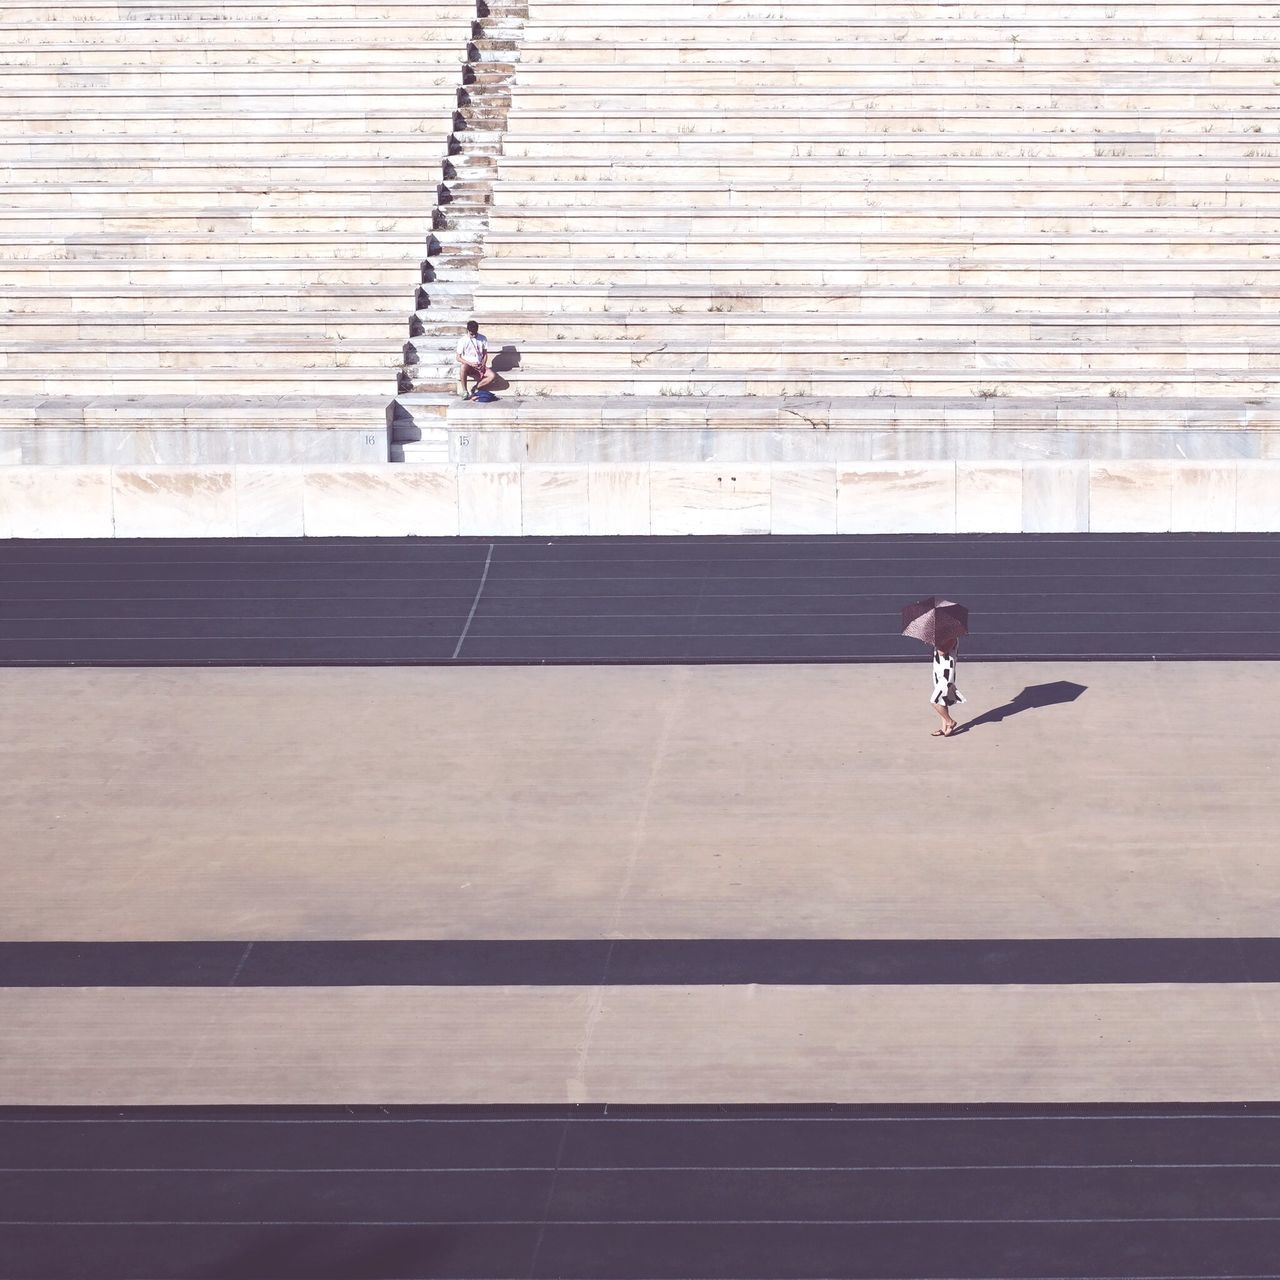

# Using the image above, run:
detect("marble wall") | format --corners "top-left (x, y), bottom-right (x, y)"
top-left (1, 461), bottom-right (1277, 537)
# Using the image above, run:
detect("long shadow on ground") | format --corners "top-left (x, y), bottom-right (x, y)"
top-left (957, 680), bottom-right (1088, 734)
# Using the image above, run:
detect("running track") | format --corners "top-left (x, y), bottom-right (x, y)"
top-left (4, 532), bottom-right (1279, 1277)
top-left (3, 1106), bottom-right (1280, 1279)
top-left (0, 533), bottom-right (1277, 665)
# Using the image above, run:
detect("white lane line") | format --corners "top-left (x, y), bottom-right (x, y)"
top-left (6, 1216), bottom-right (1280, 1226)
top-left (227, 942), bottom-right (254, 987)
top-left (6, 1163), bottom-right (1280, 1173)
top-left (451, 543), bottom-right (495, 660)
top-left (6, 1113), bottom-right (1280, 1124)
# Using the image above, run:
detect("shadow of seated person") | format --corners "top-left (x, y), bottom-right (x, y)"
top-left (957, 680), bottom-right (1087, 734)
top-left (483, 344), bottom-right (520, 392)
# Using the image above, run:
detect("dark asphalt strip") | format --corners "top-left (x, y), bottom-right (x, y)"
top-left (3, 938), bottom-right (1280, 987)
top-left (1, 533), bottom-right (1278, 664)
top-left (3, 1108), bottom-right (1280, 1279)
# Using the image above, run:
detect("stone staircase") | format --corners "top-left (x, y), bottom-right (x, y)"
top-left (392, 0), bottom-right (527, 457)
top-left (398, 0), bottom-right (1280, 463)
top-left (0, 0), bottom-right (474, 463)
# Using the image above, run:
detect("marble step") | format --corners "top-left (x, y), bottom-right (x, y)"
top-left (495, 180), bottom-right (1280, 212)
top-left (414, 314), bottom-right (1280, 343)
top-left (490, 210), bottom-right (1280, 236)
top-left (403, 367), bottom-right (1280, 398)
top-left (6, 336), bottom-right (405, 363)
top-left (0, 209), bottom-right (441, 234)
top-left (0, 41), bottom-right (467, 65)
top-left (528, 1), bottom-right (1279, 16)
top-left (0, 182), bottom-right (453, 211)
top-left (408, 341), bottom-right (1280, 376)
top-left (509, 61), bottom-right (1280, 84)
top-left (4, 137), bottom-right (456, 162)
top-left (3, 258), bottom-right (418, 285)
top-left (2, 312), bottom-right (411, 340)
top-left (520, 42), bottom-right (1280, 69)
top-left (36, 226), bottom-right (1259, 257)
top-left (0, 0), bottom-right (470, 14)
top-left (0, 368), bottom-right (398, 395)
top-left (0, 66), bottom-right (462, 89)
top-left (522, 18), bottom-right (1280, 37)
top-left (2, 87), bottom-right (450, 110)
top-left (417, 394), bottom-right (1280, 441)
top-left (500, 135), bottom-right (1280, 160)
top-left (480, 233), bottom-right (1280, 263)
top-left (503, 108), bottom-right (1280, 135)
top-left (479, 258), bottom-right (1280, 287)
top-left (0, 233), bottom-right (434, 262)
top-left (0, 15), bottom-right (471, 34)
top-left (491, 160), bottom-right (1280, 186)
top-left (0, 393), bottom-right (390, 428)
top-left (467, 284), bottom-right (1280, 317)
top-left (470, 41), bottom-right (518, 61)
top-left (6, 0), bottom-right (1262, 10)
top-left (3, 159), bottom-right (447, 184)
top-left (507, 87), bottom-right (1280, 112)
top-left (4, 284), bottom-right (410, 315)
top-left (10, 108), bottom-right (460, 137)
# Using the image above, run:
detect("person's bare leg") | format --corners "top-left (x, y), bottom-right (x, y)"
top-left (456, 365), bottom-right (470, 398)
top-left (476, 367), bottom-right (497, 390)
top-left (931, 703), bottom-right (957, 736)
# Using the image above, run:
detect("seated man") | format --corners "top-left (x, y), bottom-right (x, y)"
top-left (456, 320), bottom-right (497, 400)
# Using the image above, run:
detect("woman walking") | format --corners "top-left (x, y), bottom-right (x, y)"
top-left (930, 638), bottom-right (965, 737)
top-left (900, 595), bottom-right (969, 738)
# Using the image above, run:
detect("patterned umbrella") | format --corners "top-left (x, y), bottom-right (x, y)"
top-left (901, 596), bottom-right (969, 648)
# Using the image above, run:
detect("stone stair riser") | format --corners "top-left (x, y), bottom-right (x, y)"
top-left (0, 45), bottom-right (465, 66)
top-left (518, 44), bottom-right (1279, 69)
top-left (409, 348), bottom-right (1280, 376)
top-left (492, 160), bottom-right (1280, 181)
top-left (509, 65), bottom-right (1280, 85)
top-left (469, 288), bottom-right (1280, 317)
top-left (503, 112), bottom-right (1280, 137)
top-left (494, 184), bottom-right (1280, 212)
top-left (490, 213), bottom-right (1280, 236)
top-left (0, 68), bottom-right (460, 89)
top-left (0, 212), bottom-right (442, 234)
top-left (0, 187), bottom-right (448, 210)
top-left (478, 264), bottom-right (1280, 287)
top-left (0, 372), bottom-right (398, 394)
top-left (5, 90), bottom-right (446, 109)
top-left (500, 138), bottom-right (1280, 160)
top-left (405, 373), bottom-right (1280, 398)
top-left (3, 162), bottom-right (447, 183)
top-left (478, 239), bottom-right (1280, 263)
top-left (1, 318), bottom-right (409, 341)
top-left (510, 90), bottom-right (1280, 112)
top-left (4, 290), bottom-right (410, 315)
top-left (3, 262), bottom-right (418, 284)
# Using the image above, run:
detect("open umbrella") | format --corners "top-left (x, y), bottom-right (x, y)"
top-left (901, 596), bottom-right (969, 648)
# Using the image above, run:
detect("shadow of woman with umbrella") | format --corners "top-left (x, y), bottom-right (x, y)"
top-left (953, 680), bottom-right (1088, 735)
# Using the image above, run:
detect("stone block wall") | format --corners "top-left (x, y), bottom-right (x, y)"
top-left (2, 461), bottom-right (1277, 538)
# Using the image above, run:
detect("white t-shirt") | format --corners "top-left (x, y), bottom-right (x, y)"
top-left (456, 333), bottom-right (488, 366)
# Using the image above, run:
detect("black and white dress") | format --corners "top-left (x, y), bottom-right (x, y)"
top-left (931, 648), bottom-right (966, 707)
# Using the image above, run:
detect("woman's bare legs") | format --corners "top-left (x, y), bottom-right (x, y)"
top-left (931, 702), bottom-right (958, 736)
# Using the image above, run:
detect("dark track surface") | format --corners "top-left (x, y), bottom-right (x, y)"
top-left (6, 938), bottom-right (1280, 986)
top-left (4, 1105), bottom-right (1280, 1279)
top-left (1, 534), bottom-right (1278, 665)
